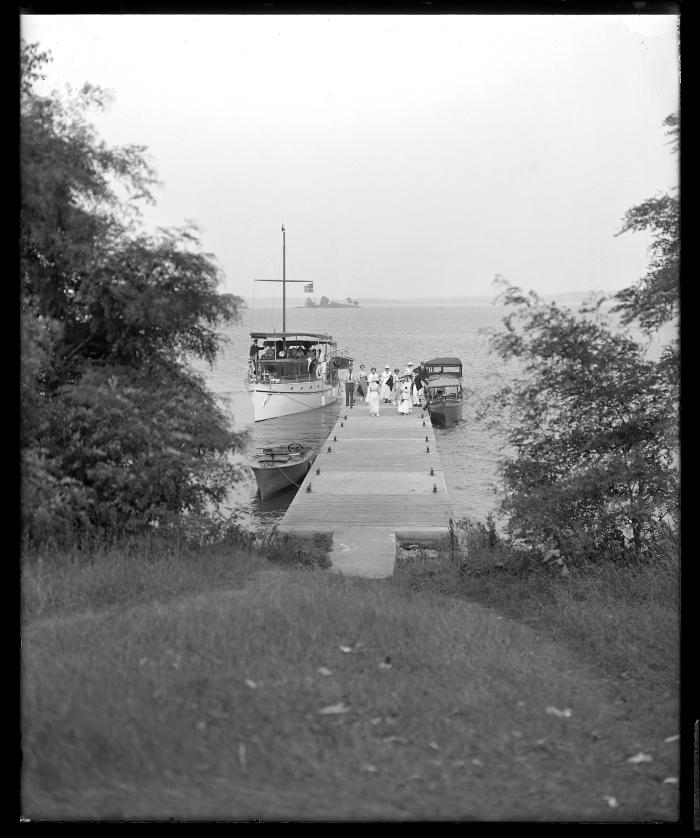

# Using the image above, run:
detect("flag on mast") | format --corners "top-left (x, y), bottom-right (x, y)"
top-left (304, 283), bottom-right (314, 293)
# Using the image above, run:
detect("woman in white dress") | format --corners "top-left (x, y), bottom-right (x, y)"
top-left (366, 367), bottom-right (381, 416)
top-left (398, 376), bottom-right (413, 415)
top-left (379, 365), bottom-right (393, 403)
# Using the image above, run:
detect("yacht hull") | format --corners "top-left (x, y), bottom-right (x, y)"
top-left (249, 380), bottom-right (339, 422)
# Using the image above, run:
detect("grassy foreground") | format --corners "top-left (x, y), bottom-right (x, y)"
top-left (21, 536), bottom-right (680, 822)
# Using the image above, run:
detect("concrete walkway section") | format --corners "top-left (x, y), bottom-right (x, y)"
top-left (278, 401), bottom-right (454, 578)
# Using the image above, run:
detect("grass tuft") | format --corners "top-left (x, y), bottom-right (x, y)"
top-left (263, 529), bottom-right (333, 570)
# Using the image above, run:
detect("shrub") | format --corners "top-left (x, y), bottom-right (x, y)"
top-left (263, 528), bottom-right (333, 569)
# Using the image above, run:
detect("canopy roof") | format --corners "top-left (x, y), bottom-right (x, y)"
top-left (250, 331), bottom-right (335, 344)
top-left (424, 357), bottom-right (462, 368)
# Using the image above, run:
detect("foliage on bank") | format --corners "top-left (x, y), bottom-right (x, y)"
top-left (20, 42), bottom-right (245, 542)
top-left (486, 113), bottom-right (679, 566)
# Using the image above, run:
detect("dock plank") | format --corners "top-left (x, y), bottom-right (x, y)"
top-left (278, 401), bottom-right (454, 578)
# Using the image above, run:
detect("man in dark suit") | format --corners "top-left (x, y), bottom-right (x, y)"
top-left (413, 364), bottom-right (425, 406)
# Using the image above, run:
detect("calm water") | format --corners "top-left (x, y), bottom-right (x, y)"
top-left (195, 303), bottom-right (510, 528)
top-left (195, 302), bottom-right (674, 530)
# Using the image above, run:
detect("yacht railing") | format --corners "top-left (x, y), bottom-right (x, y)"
top-left (247, 356), bottom-right (338, 386)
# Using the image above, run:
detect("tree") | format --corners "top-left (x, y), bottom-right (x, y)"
top-left (20, 42), bottom-right (245, 541)
top-left (486, 282), bottom-right (678, 563)
top-left (485, 116), bottom-right (680, 563)
top-left (613, 113), bottom-right (679, 334)
top-left (319, 296), bottom-right (329, 307)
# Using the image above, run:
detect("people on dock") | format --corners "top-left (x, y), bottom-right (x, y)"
top-left (342, 363), bottom-right (425, 414)
top-left (402, 362), bottom-right (421, 406)
top-left (338, 363), bottom-right (356, 407)
top-left (398, 375), bottom-right (413, 415)
top-left (412, 363), bottom-right (424, 406)
top-left (366, 367), bottom-right (381, 417)
top-left (322, 361), bottom-right (427, 415)
top-left (391, 368), bottom-right (401, 405)
top-left (356, 364), bottom-right (368, 399)
top-left (379, 365), bottom-right (393, 403)
top-left (349, 364), bottom-right (358, 407)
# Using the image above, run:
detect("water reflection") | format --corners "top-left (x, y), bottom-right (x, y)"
top-left (250, 402), bottom-right (343, 453)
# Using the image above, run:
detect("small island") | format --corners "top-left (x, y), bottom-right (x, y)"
top-left (302, 296), bottom-right (360, 308)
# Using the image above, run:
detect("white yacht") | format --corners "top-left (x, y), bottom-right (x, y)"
top-left (245, 226), bottom-right (346, 422)
top-left (246, 330), bottom-right (341, 421)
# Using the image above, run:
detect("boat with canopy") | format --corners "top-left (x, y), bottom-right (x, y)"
top-left (422, 356), bottom-right (463, 427)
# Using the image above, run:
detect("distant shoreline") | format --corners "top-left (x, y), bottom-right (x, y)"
top-left (295, 303), bottom-right (361, 309)
top-left (243, 291), bottom-right (615, 308)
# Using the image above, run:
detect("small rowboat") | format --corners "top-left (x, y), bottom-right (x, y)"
top-left (251, 442), bottom-right (316, 499)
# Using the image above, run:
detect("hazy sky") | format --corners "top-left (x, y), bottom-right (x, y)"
top-left (22, 13), bottom-right (679, 301)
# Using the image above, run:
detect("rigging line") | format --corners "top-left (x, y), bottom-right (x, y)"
top-left (269, 245), bottom-right (284, 333)
top-left (259, 387), bottom-right (339, 410)
top-left (249, 271), bottom-right (256, 336)
top-left (279, 245), bottom-right (287, 333)
top-left (264, 463), bottom-right (310, 491)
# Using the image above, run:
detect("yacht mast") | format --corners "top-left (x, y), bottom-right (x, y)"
top-left (254, 226), bottom-right (308, 332)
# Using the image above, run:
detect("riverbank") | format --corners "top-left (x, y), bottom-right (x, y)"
top-left (21, 533), bottom-right (679, 821)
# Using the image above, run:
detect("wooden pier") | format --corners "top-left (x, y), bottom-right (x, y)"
top-left (278, 401), bottom-right (454, 578)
